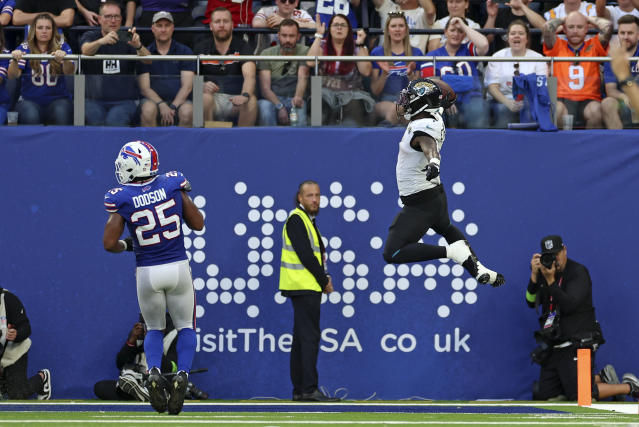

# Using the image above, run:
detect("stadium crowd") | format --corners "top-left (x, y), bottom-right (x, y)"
top-left (0, 0), bottom-right (638, 128)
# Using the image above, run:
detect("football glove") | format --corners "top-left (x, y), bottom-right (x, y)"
top-left (424, 162), bottom-right (440, 181)
top-left (124, 237), bottom-right (134, 251)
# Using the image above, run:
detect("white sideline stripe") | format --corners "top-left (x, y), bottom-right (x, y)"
top-left (0, 421), bottom-right (636, 425)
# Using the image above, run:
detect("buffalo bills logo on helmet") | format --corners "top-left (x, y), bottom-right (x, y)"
top-left (120, 145), bottom-right (143, 165)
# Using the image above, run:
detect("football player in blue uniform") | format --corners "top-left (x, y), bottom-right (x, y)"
top-left (383, 78), bottom-right (505, 287)
top-left (7, 13), bottom-right (74, 125)
top-left (103, 141), bottom-right (204, 415)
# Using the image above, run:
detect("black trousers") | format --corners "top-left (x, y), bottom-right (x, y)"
top-left (94, 380), bottom-right (136, 400)
top-left (534, 346), bottom-right (597, 401)
top-left (289, 292), bottom-right (322, 395)
top-left (0, 352), bottom-right (43, 399)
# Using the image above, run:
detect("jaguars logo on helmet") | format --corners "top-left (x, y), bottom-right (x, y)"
top-left (396, 78), bottom-right (453, 120)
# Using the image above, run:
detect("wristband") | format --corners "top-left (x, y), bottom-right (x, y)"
top-left (275, 102), bottom-right (284, 110)
top-left (314, 33), bottom-right (323, 39)
top-left (241, 92), bottom-right (250, 99)
top-left (169, 103), bottom-right (177, 110)
top-left (429, 158), bottom-right (440, 166)
top-left (156, 100), bottom-right (166, 106)
top-left (118, 239), bottom-right (129, 251)
top-left (619, 77), bottom-right (635, 88)
top-left (135, 45), bottom-right (143, 51)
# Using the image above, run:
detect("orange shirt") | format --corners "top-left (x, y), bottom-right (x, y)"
top-left (543, 37), bottom-right (607, 101)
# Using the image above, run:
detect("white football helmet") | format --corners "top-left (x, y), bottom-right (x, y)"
top-left (114, 140), bottom-right (160, 185)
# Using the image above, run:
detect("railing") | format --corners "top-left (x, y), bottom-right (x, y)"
top-left (1, 53), bottom-right (635, 127)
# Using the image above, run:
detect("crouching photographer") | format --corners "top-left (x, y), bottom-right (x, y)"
top-left (526, 235), bottom-right (639, 401)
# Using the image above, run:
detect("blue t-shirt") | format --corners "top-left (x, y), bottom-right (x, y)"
top-left (371, 46), bottom-right (424, 97)
top-left (104, 171), bottom-right (191, 267)
top-left (0, 48), bottom-right (9, 105)
top-left (16, 41), bottom-right (73, 106)
top-left (138, 40), bottom-right (195, 100)
top-left (138, 0), bottom-right (189, 12)
top-left (422, 42), bottom-right (482, 101)
top-left (604, 44), bottom-right (639, 85)
top-left (315, 0), bottom-right (358, 30)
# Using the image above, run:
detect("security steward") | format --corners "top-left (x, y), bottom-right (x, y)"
top-left (279, 180), bottom-right (340, 403)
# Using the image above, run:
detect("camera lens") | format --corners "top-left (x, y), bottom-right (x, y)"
top-left (540, 253), bottom-right (556, 269)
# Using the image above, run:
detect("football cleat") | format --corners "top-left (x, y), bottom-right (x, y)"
top-left (167, 371), bottom-right (189, 415)
top-left (447, 240), bottom-right (478, 277)
top-left (476, 261), bottom-right (506, 287)
top-left (147, 367), bottom-right (169, 413)
top-left (37, 369), bottom-right (52, 400)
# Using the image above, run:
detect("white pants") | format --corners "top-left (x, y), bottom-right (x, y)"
top-left (136, 259), bottom-right (195, 331)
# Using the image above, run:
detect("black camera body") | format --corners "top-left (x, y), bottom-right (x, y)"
top-left (540, 252), bottom-right (556, 269)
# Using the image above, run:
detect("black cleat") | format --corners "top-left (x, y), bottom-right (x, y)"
top-left (147, 367), bottom-right (168, 413)
top-left (168, 371), bottom-right (189, 415)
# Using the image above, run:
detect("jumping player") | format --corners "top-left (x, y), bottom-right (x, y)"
top-left (102, 141), bottom-right (204, 415)
top-left (383, 78), bottom-right (505, 287)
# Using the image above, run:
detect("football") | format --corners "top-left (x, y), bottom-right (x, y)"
top-left (432, 78), bottom-right (457, 109)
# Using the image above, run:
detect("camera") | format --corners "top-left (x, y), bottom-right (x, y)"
top-left (540, 252), bottom-right (556, 269)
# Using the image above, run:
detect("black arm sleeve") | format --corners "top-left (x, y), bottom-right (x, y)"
top-left (526, 277), bottom-right (541, 308)
top-left (286, 215), bottom-right (329, 289)
top-left (547, 265), bottom-right (592, 314)
top-left (4, 291), bottom-right (31, 343)
top-left (116, 342), bottom-right (143, 370)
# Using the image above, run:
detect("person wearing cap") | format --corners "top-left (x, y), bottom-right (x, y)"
top-left (138, 11), bottom-right (195, 127)
top-left (526, 235), bottom-right (639, 401)
top-left (126, 0), bottom-right (195, 47)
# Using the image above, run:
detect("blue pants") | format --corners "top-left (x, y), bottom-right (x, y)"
top-left (85, 100), bottom-right (137, 127)
top-left (16, 98), bottom-right (73, 125)
top-left (258, 98), bottom-right (307, 127)
top-left (0, 103), bottom-right (7, 125)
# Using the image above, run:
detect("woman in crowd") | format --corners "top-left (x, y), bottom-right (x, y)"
top-left (307, 13), bottom-right (374, 127)
top-left (370, 11), bottom-right (424, 125)
top-left (8, 13), bottom-right (75, 125)
top-left (427, 0), bottom-right (481, 51)
top-left (0, 26), bottom-right (10, 125)
top-left (484, 20), bottom-right (547, 128)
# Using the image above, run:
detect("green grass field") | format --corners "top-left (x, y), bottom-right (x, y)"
top-left (1, 401), bottom-right (639, 426)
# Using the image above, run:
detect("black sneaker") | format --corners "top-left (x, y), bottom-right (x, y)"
top-left (117, 371), bottom-right (150, 402)
top-left (167, 371), bottom-right (188, 415)
top-left (147, 367), bottom-right (168, 413)
top-left (622, 373), bottom-right (639, 399)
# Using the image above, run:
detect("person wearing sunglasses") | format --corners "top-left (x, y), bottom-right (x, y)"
top-left (252, 0), bottom-right (313, 54)
top-left (484, 20), bottom-right (547, 128)
top-left (257, 19), bottom-right (309, 126)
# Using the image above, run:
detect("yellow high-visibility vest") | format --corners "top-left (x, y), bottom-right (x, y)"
top-left (279, 208), bottom-right (322, 292)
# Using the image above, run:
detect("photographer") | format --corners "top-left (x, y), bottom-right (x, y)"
top-left (527, 235), bottom-right (639, 401)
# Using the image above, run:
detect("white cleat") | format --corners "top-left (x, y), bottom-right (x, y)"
top-left (476, 261), bottom-right (505, 287)
top-left (446, 240), bottom-right (473, 265)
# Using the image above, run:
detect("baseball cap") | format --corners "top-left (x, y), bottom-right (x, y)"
top-left (540, 235), bottom-right (564, 254)
top-left (152, 11), bottom-right (173, 23)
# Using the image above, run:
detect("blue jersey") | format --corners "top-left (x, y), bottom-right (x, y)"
top-left (371, 46), bottom-right (424, 97)
top-left (604, 44), bottom-right (639, 85)
top-left (0, 48), bottom-right (9, 105)
top-left (1, 0), bottom-right (15, 18)
top-left (513, 74), bottom-right (557, 132)
top-left (315, 0), bottom-right (358, 30)
top-left (16, 41), bottom-right (73, 106)
top-left (104, 171), bottom-right (191, 267)
top-left (422, 43), bottom-right (482, 101)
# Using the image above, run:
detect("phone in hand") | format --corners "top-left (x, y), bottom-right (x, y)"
top-left (117, 29), bottom-right (132, 42)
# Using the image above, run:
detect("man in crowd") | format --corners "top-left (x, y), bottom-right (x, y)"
top-left (257, 19), bottom-right (309, 126)
top-left (138, 11), bottom-right (195, 127)
top-left (602, 15), bottom-right (639, 129)
top-left (542, 11), bottom-right (612, 129)
top-left (194, 7), bottom-right (257, 126)
top-left (80, 1), bottom-right (150, 126)
top-left (252, 0), bottom-right (314, 54)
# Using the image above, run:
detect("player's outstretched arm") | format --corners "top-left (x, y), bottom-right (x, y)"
top-left (182, 192), bottom-right (204, 231)
top-left (103, 213), bottom-right (128, 253)
top-left (413, 134), bottom-right (441, 181)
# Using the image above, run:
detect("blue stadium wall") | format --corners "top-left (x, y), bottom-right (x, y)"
top-left (2, 127), bottom-right (638, 401)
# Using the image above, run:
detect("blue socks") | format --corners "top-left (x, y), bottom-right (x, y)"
top-left (177, 328), bottom-right (197, 373)
top-left (143, 329), bottom-right (164, 371)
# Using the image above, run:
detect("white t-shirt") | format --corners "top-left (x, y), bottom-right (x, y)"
top-left (376, 0), bottom-right (430, 52)
top-left (253, 6), bottom-right (314, 51)
top-left (484, 48), bottom-right (547, 100)
top-left (429, 16), bottom-right (481, 49)
top-left (396, 115), bottom-right (445, 196)
top-left (543, 1), bottom-right (597, 20)
top-left (606, 5), bottom-right (639, 28)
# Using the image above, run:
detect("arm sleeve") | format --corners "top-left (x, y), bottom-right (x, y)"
top-left (526, 278), bottom-right (541, 308)
top-left (286, 215), bottom-right (329, 289)
top-left (547, 266), bottom-right (592, 314)
top-left (4, 292), bottom-right (31, 342)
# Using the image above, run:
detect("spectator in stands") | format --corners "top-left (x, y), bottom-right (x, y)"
top-left (596, 0), bottom-right (639, 27)
top-left (307, 13), bottom-right (373, 126)
top-left (11, 0), bottom-right (75, 29)
top-left (257, 19), bottom-right (309, 126)
top-left (0, 26), bottom-right (9, 125)
top-left (427, 0), bottom-right (481, 51)
top-left (0, 286), bottom-right (52, 400)
top-left (545, 0), bottom-right (596, 20)
top-left (610, 39), bottom-right (639, 114)
top-left (485, 0), bottom-right (545, 53)
top-left (314, 0), bottom-right (360, 30)
top-left (7, 13), bottom-right (75, 125)
top-left (127, 0), bottom-right (195, 47)
top-left (252, 0), bottom-right (314, 54)
top-left (372, 0), bottom-right (436, 53)
top-left (138, 11), bottom-right (195, 127)
top-left (543, 11), bottom-right (611, 129)
top-left (422, 16), bottom-right (489, 128)
top-left (371, 11), bottom-right (423, 125)
top-left (203, 0), bottom-right (253, 28)
top-left (484, 20), bottom-right (547, 128)
top-left (602, 15), bottom-right (639, 129)
top-left (80, 1), bottom-right (150, 126)
top-left (195, 7), bottom-right (257, 126)
top-left (74, 0), bottom-right (129, 26)
top-left (1, 0), bottom-right (15, 26)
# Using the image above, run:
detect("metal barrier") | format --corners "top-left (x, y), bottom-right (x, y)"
top-left (1, 53), bottom-right (634, 127)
